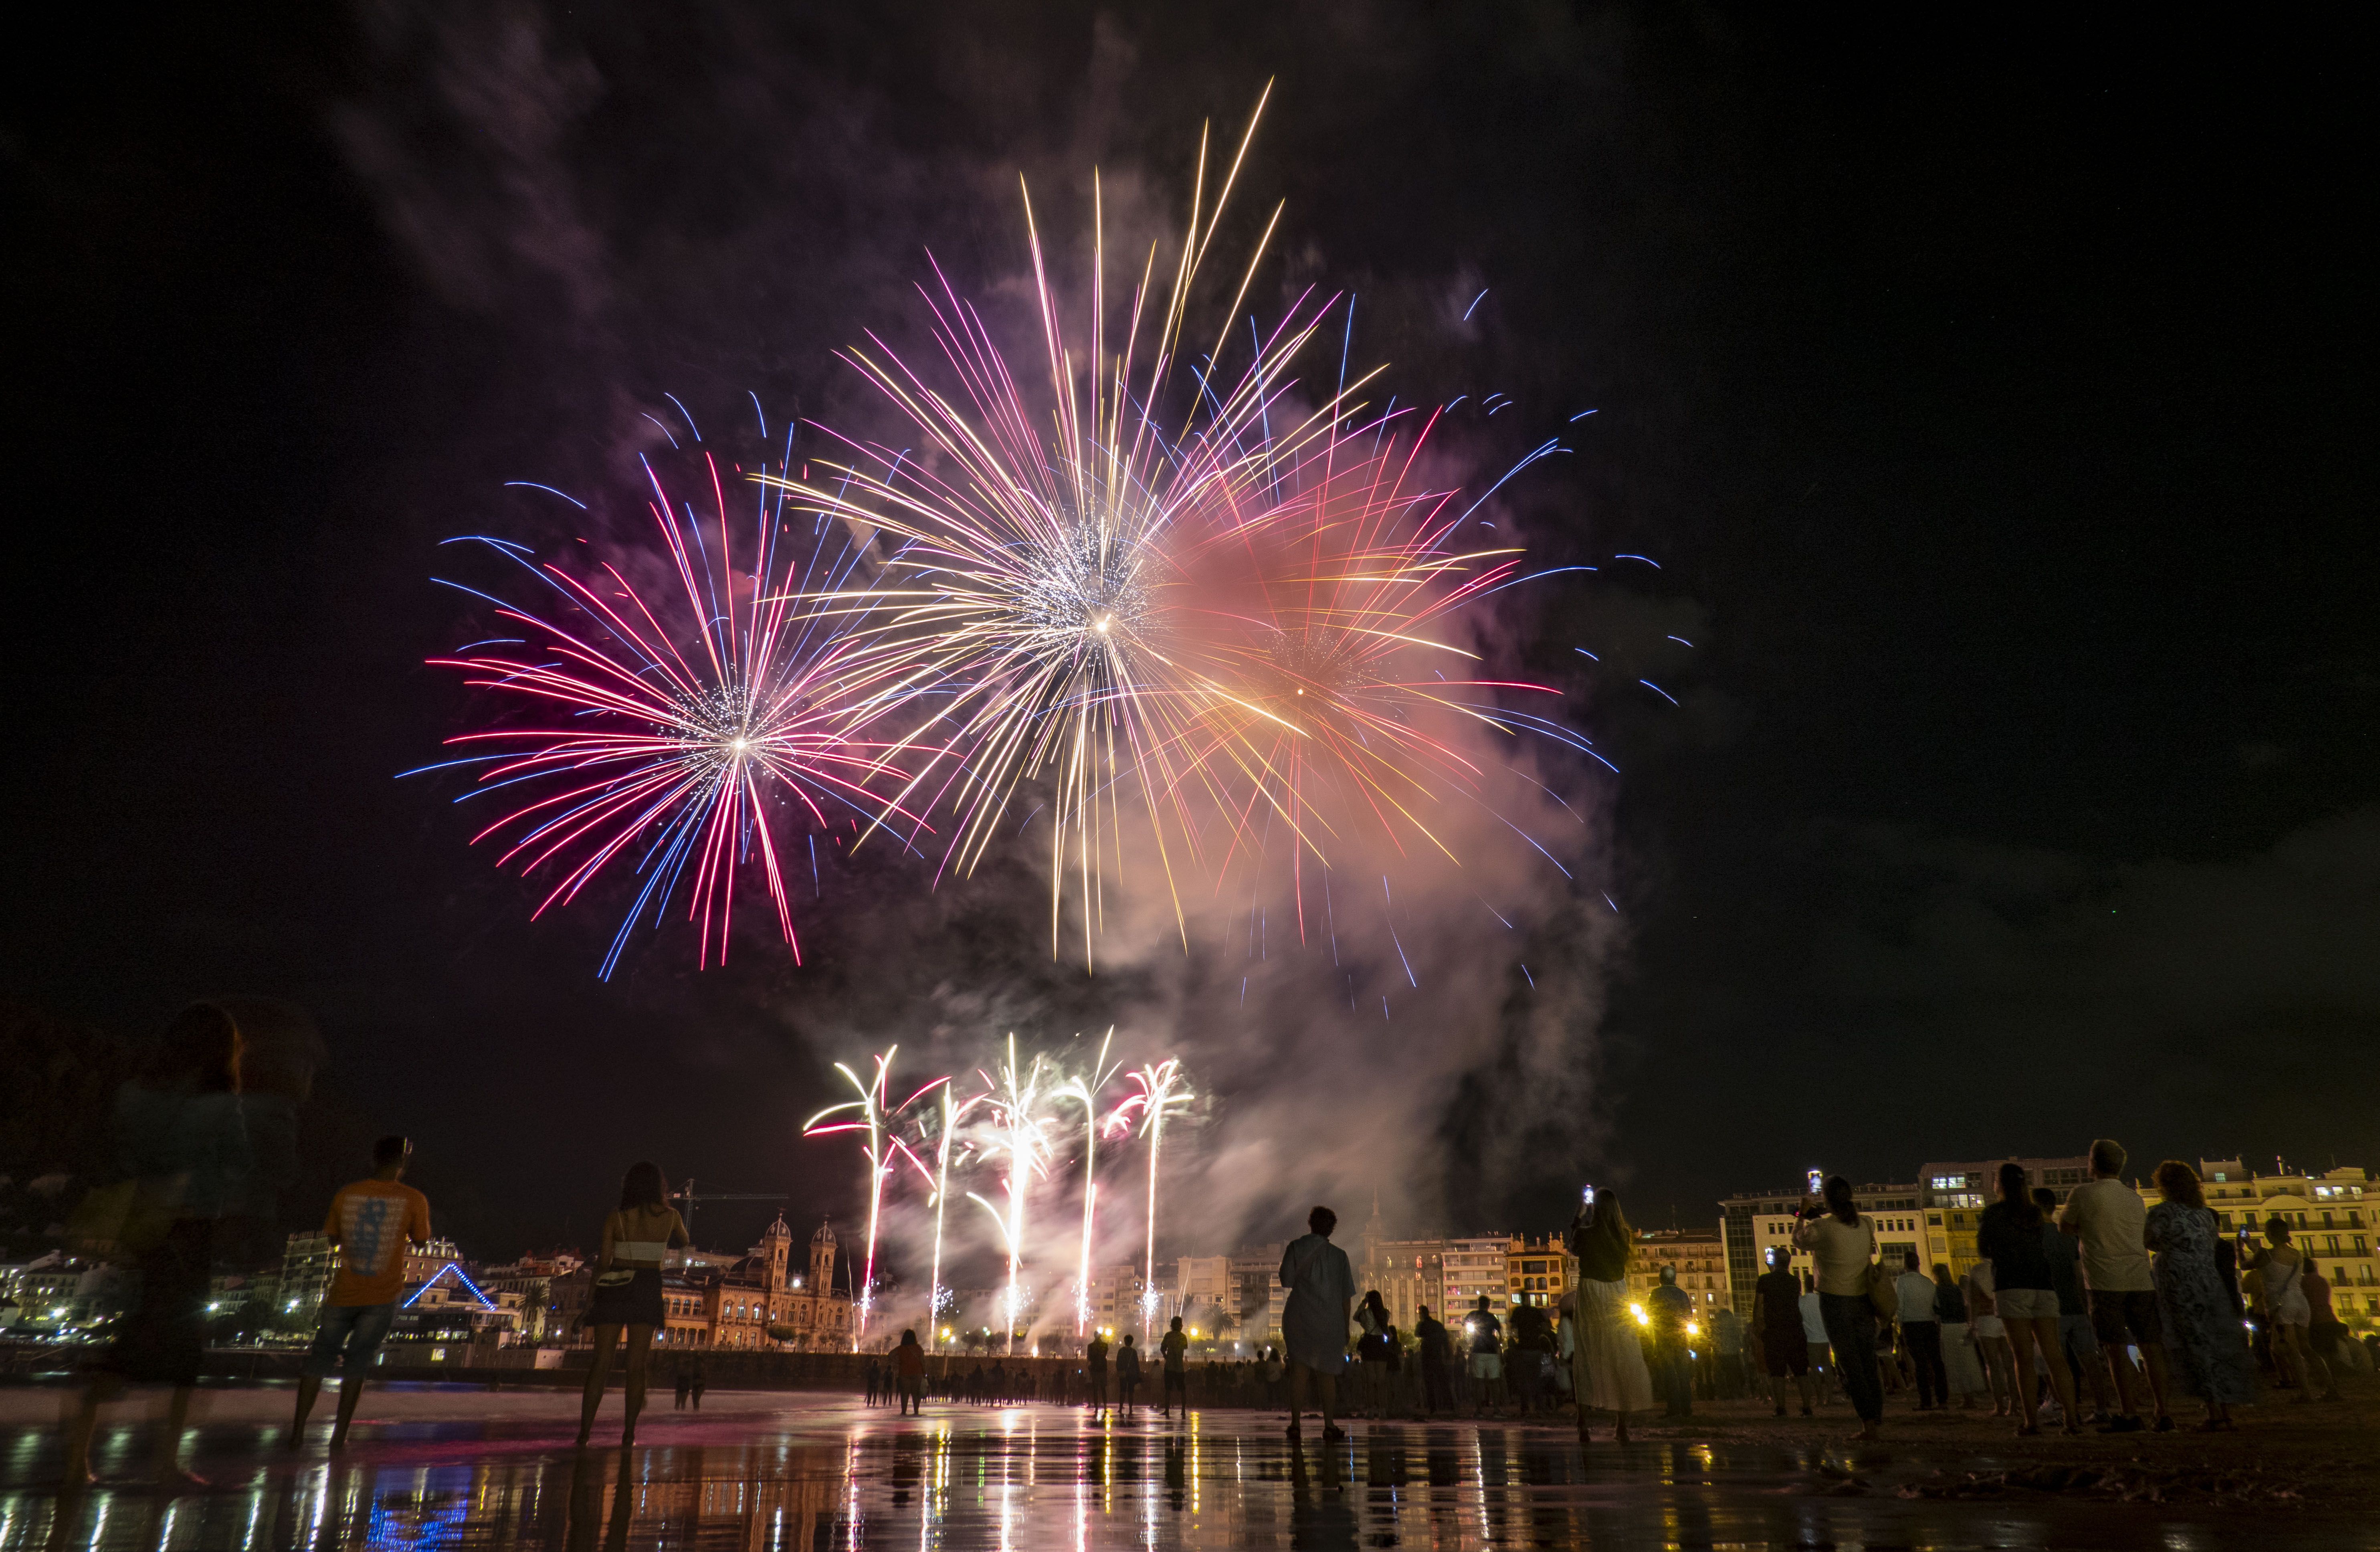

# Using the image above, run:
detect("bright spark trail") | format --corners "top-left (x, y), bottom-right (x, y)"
top-left (418, 449), bottom-right (921, 978)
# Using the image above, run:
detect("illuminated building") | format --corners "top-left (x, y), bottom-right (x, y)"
top-left (1362, 1238), bottom-right (1449, 1332)
top-left (1918, 1156), bottom-right (2091, 1279)
top-left (1719, 1182), bottom-right (1921, 1318)
top-left (2150, 1160), bottom-right (2379, 1329)
top-left (1441, 1236), bottom-right (1511, 1319)
top-left (1226, 1245), bottom-right (1290, 1348)
top-left (1505, 1233), bottom-right (1567, 1310)
top-left (1624, 1229), bottom-right (1725, 1316)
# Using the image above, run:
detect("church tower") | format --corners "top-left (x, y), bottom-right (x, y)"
top-left (760, 1212), bottom-right (792, 1293)
top-left (808, 1219), bottom-right (837, 1293)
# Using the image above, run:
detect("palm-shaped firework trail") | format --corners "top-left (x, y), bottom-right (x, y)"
top-left (1124, 1059), bottom-right (1195, 1337)
top-left (1054, 1029), bottom-right (1129, 1336)
top-left (965, 1035), bottom-right (1056, 1354)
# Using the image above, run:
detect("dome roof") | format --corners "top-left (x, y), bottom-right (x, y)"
top-left (810, 1218), bottom-right (836, 1246)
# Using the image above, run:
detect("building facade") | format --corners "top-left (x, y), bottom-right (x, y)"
top-left (1365, 1239), bottom-right (1451, 1332)
top-left (1506, 1234), bottom-right (1568, 1311)
top-left (1441, 1236), bottom-right (1512, 1320)
top-left (2155, 1160), bottom-right (2378, 1330)
top-left (1919, 1156), bottom-right (2092, 1279)
top-left (1719, 1183), bottom-right (1922, 1318)
top-left (1625, 1229), bottom-right (1727, 1317)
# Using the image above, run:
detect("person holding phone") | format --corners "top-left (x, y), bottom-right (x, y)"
top-left (1565, 1186), bottom-right (1651, 1443)
top-left (2245, 1217), bottom-right (2332, 1402)
top-left (1791, 1176), bottom-right (1886, 1440)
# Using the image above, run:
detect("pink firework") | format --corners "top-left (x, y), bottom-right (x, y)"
top-left (419, 449), bottom-right (921, 977)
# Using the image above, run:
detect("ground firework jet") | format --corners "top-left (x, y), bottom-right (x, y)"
top-left (801, 1048), bottom-right (909, 1350)
top-left (1126, 1059), bottom-right (1194, 1337)
top-left (1055, 1029), bottom-right (1128, 1336)
top-left (966, 1036), bottom-right (1055, 1355)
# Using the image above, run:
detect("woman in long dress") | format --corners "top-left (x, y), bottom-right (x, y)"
top-left (1278, 1205), bottom-right (1357, 1440)
top-left (1566, 1190), bottom-right (1653, 1443)
top-left (2145, 1159), bottom-right (2257, 1429)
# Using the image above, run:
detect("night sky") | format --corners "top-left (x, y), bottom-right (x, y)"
top-left (6, 4), bottom-right (2372, 1266)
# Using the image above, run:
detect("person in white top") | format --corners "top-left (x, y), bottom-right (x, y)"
top-left (1790, 1177), bottom-right (1885, 1439)
top-left (2058, 1138), bottom-right (2174, 1432)
top-left (2246, 1217), bottom-right (2333, 1403)
top-left (578, 1161), bottom-right (689, 1448)
top-left (1892, 1249), bottom-right (1946, 1409)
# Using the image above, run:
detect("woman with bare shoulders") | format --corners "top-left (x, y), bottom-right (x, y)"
top-left (578, 1162), bottom-right (688, 1447)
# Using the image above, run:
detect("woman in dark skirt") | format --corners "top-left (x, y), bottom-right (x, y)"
top-left (578, 1161), bottom-right (687, 1446)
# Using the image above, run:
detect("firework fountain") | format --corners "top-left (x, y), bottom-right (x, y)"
top-left (1054, 1029), bottom-right (1128, 1335)
top-left (1127, 1059), bottom-right (1195, 1336)
top-left (917, 1076), bottom-right (983, 1353)
top-left (800, 1047), bottom-right (906, 1350)
top-left (965, 1035), bottom-right (1056, 1354)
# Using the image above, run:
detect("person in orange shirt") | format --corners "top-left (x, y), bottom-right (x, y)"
top-left (289, 1136), bottom-right (431, 1449)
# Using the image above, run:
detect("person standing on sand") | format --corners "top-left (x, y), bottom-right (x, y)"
top-left (1565, 1187), bottom-right (1653, 1444)
top-left (1752, 1249), bottom-right (1815, 1418)
top-left (1160, 1317), bottom-right (1190, 1417)
top-left (2246, 1217), bottom-right (2332, 1404)
top-left (1791, 1176), bottom-right (1886, 1442)
top-left (1279, 1206), bottom-right (1357, 1441)
top-left (1117, 1334), bottom-right (1143, 1415)
top-left (289, 1136), bottom-right (430, 1451)
top-left (1893, 1251), bottom-right (1945, 1411)
top-left (2059, 1138), bottom-right (2174, 1433)
top-left (2144, 1160), bottom-right (2257, 1430)
top-left (892, 1329), bottom-right (927, 1416)
top-left (1085, 1331), bottom-right (1110, 1414)
top-left (576, 1162), bottom-right (688, 1448)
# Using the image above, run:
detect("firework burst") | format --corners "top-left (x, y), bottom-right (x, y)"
top-left (418, 449), bottom-right (922, 978)
top-left (764, 84), bottom-right (1376, 967)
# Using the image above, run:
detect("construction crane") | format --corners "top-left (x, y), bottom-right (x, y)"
top-left (670, 1179), bottom-right (788, 1241)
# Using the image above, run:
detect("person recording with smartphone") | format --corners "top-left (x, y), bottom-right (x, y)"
top-left (1564, 1183), bottom-right (1652, 1443)
top-left (1790, 1174), bottom-right (1887, 1440)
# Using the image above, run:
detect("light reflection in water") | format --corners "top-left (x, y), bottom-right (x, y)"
top-left (0, 1406), bottom-right (2311, 1551)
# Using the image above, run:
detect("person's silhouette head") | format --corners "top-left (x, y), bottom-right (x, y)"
top-left (1170, 1316), bottom-right (1183, 1331)
top-left (1309, 1205), bottom-right (1337, 1237)
top-left (901, 1328), bottom-right (916, 1345)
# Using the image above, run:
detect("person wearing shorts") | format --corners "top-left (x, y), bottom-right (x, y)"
top-left (1466, 1295), bottom-right (1505, 1415)
top-left (1752, 1251), bottom-right (1815, 1415)
top-left (291, 1136), bottom-right (430, 1450)
top-left (2061, 1138), bottom-right (2175, 1431)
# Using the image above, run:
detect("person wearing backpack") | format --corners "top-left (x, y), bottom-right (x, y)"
top-left (1791, 1176), bottom-right (1886, 1440)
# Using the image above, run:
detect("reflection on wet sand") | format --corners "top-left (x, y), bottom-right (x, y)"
top-left (0, 1401), bottom-right (2344, 1550)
